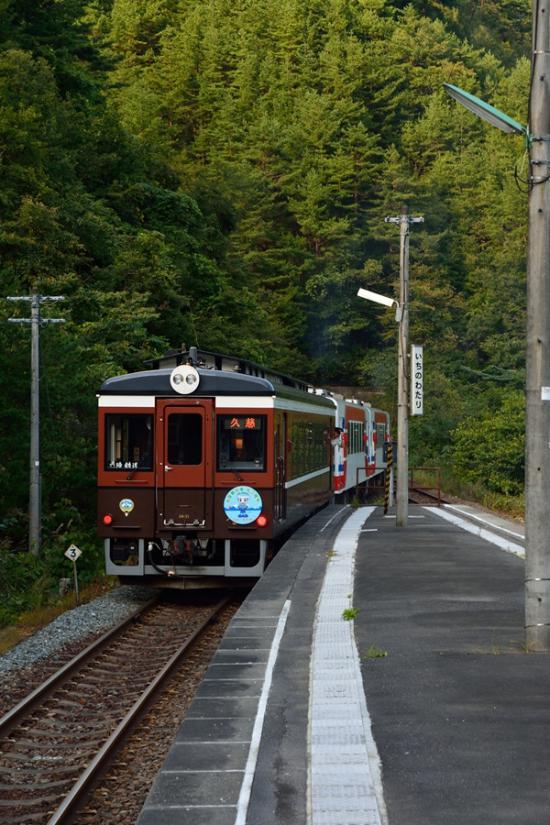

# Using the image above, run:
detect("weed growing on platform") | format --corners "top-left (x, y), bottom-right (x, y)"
top-left (342, 607), bottom-right (359, 621)
top-left (364, 645), bottom-right (388, 659)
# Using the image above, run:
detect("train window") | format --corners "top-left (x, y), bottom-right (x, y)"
top-left (167, 414), bottom-right (202, 465)
top-left (217, 415), bottom-right (266, 471)
top-left (290, 420), bottom-right (327, 476)
top-left (348, 421), bottom-right (363, 454)
top-left (105, 414), bottom-right (153, 471)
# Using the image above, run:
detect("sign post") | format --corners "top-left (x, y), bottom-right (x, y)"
top-left (64, 544), bottom-right (82, 605)
top-left (384, 442), bottom-right (393, 514)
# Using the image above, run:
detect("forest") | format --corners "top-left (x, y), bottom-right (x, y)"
top-left (0, 0), bottom-right (529, 619)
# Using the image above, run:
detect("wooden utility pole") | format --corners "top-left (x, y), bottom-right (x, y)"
top-left (385, 206), bottom-right (423, 527)
top-left (7, 289), bottom-right (65, 556)
top-left (525, 0), bottom-right (550, 649)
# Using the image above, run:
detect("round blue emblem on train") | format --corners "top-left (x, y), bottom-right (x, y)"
top-left (223, 486), bottom-right (262, 525)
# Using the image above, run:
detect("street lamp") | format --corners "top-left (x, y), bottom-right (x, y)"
top-left (357, 284), bottom-right (408, 525)
top-left (357, 288), bottom-right (402, 320)
top-left (443, 84), bottom-right (528, 137)
top-left (358, 206), bottom-right (423, 527)
top-left (444, 48), bottom-right (550, 650)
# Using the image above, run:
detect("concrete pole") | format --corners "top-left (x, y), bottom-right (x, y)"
top-left (525, 0), bottom-right (550, 649)
top-left (384, 207), bottom-right (423, 527)
top-left (7, 291), bottom-right (65, 558)
top-left (29, 288), bottom-right (41, 557)
top-left (396, 207), bottom-right (410, 527)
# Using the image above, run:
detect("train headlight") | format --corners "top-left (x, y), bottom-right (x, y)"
top-left (103, 514), bottom-right (113, 525)
top-left (256, 515), bottom-right (268, 528)
top-left (170, 365), bottom-right (200, 394)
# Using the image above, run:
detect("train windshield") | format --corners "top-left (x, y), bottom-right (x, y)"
top-left (105, 414), bottom-right (153, 471)
top-left (167, 413), bottom-right (203, 465)
top-left (217, 415), bottom-right (266, 471)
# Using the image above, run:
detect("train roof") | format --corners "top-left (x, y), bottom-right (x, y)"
top-left (98, 368), bottom-right (336, 409)
top-left (144, 347), bottom-right (312, 391)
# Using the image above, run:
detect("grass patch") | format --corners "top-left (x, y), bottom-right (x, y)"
top-left (0, 577), bottom-right (116, 656)
top-left (342, 607), bottom-right (359, 621)
top-left (363, 644), bottom-right (388, 659)
top-left (440, 468), bottom-right (524, 520)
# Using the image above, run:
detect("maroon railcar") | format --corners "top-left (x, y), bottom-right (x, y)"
top-left (97, 349), bottom-right (335, 586)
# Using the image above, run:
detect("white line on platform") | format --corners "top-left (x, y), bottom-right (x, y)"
top-left (194, 695), bottom-right (262, 700)
top-left (234, 600), bottom-right (291, 825)
top-left (320, 505), bottom-right (351, 533)
top-left (203, 678), bottom-right (263, 682)
top-left (185, 712), bottom-right (252, 722)
top-left (176, 740), bottom-right (251, 745)
top-left (225, 625), bottom-right (276, 629)
top-left (361, 528), bottom-right (379, 532)
top-left (426, 507), bottom-right (525, 558)
top-left (164, 769), bottom-right (245, 774)
top-left (147, 804), bottom-right (237, 809)
top-left (208, 662), bottom-right (267, 666)
top-left (443, 504), bottom-right (524, 540)
top-left (383, 515), bottom-right (425, 519)
top-left (308, 507), bottom-right (387, 825)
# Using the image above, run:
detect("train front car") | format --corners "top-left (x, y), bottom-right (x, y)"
top-left (97, 354), bottom-right (335, 586)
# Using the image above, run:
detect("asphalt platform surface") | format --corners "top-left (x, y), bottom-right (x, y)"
top-left (138, 503), bottom-right (550, 824)
top-left (356, 505), bottom-right (550, 825)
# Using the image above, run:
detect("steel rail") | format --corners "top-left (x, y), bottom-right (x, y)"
top-left (0, 596), bottom-right (159, 739)
top-left (409, 487), bottom-right (447, 506)
top-left (46, 596), bottom-right (230, 825)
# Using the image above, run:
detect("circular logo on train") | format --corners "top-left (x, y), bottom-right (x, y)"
top-left (119, 498), bottom-right (135, 516)
top-left (223, 486), bottom-right (262, 525)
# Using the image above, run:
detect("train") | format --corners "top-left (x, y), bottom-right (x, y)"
top-left (97, 347), bottom-right (390, 587)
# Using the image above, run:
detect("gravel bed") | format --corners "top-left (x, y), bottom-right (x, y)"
top-left (0, 585), bottom-right (159, 675)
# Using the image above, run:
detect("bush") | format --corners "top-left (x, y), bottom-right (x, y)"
top-left (0, 532), bottom-right (105, 628)
top-left (449, 391), bottom-right (524, 496)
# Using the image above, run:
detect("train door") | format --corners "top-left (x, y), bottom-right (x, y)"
top-left (156, 399), bottom-right (214, 529)
top-left (274, 412), bottom-right (287, 520)
top-left (364, 406), bottom-right (375, 475)
top-left (374, 412), bottom-right (387, 469)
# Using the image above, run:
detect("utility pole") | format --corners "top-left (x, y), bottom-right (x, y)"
top-left (7, 289), bottom-right (65, 556)
top-left (525, 0), bottom-right (550, 650)
top-left (385, 206), bottom-right (424, 527)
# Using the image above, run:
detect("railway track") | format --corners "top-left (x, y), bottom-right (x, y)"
top-left (0, 594), bottom-right (233, 825)
top-left (408, 487), bottom-right (447, 505)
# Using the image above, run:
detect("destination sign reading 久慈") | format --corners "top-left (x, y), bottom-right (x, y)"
top-left (223, 417), bottom-right (263, 430)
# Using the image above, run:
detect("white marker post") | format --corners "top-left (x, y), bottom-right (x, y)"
top-left (64, 544), bottom-right (82, 605)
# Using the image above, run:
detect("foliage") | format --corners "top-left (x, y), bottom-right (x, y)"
top-left (0, 0), bottom-right (532, 621)
top-left (449, 391), bottom-right (525, 496)
top-left (363, 644), bottom-right (388, 660)
top-left (0, 533), bottom-right (103, 627)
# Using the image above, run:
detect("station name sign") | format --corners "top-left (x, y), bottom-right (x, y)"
top-left (411, 345), bottom-right (423, 416)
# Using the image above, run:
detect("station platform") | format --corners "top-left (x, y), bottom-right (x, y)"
top-left (137, 503), bottom-right (550, 825)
